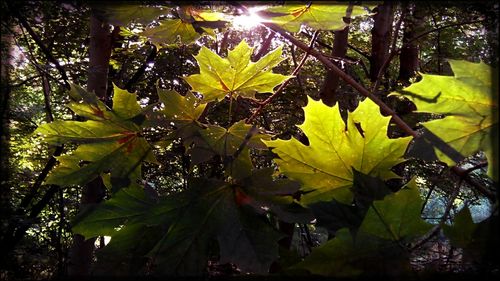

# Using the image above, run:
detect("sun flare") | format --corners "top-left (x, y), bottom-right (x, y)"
top-left (231, 7), bottom-right (267, 30)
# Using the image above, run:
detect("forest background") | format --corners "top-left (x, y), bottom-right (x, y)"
top-left (0, 1), bottom-right (499, 280)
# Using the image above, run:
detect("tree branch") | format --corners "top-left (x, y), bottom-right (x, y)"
top-left (246, 31), bottom-right (319, 124)
top-left (229, 5), bottom-right (495, 202)
top-left (8, 2), bottom-right (71, 89)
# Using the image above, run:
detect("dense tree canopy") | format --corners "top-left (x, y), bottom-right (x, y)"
top-left (0, 1), bottom-right (498, 280)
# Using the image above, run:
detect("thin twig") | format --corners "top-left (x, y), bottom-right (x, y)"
top-left (246, 30), bottom-right (319, 124)
top-left (8, 2), bottom-right (70, 89)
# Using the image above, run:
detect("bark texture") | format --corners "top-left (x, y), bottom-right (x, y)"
top-left (370, 2), bottom-right (394, 82)
top-left (320, 5), bottom-right (353, 106)
top-left (319, 27), bottom-right (350, 106)
top-left (399, 4), bottom-right (425, 83)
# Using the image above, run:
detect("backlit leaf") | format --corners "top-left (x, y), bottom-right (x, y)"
top-left (140, 7), bottom-right (227, 46)
top-left (36, 84), bottom-right (157, 190)
top-left (184, 40), bottom-right (291, 102)
top-left (262, 4), bottom-right (374, 33)
top-left (394, 60), bottom-right (498, 180)
top-left (95, 4), bottom-right (166, 26)
top-left (72, 184), bottom-right (156, 238)
top-left (264, 97), bottom-right (412, 204)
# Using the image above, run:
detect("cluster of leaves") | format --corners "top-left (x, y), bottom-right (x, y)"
top-left (34, 2), bottom-right (497, 277)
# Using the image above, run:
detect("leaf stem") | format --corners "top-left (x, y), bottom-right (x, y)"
top-left (245, 30), bottom-right (319, 124)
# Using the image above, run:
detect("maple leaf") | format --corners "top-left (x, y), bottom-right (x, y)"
top-left (394, 60), bottom-right (498, 180)
top-left (72, 171), bottom-right (308, 275)
top-left (293, 179), bottom-right (430, 277)
top-left (158, 88), bottom-right (206, 126)
top-left (184, 40), bottom-right (291, 102)
top-left (264, 97), bottom-right (412, 204)
top-left (140, 7), bottom-right (227, 47)
top-left (261, 4), bottom-right (375, 33)
top-left (146, 176), bottom-right (308, 274)
top-left (358, 178), bottom-right (432, 242)
top-left (442, 207), bottom-right (478, 249)
top-left (94, 4), bottom-right (166, 26)
top-left (36, 84), bottom-right (157, 190)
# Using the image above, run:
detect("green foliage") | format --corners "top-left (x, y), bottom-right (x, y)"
top-left (359, 178), bottom-right (432, 242)
top-left (184, 40), bottom-right (291, 102)
top-left (36, 84), bottom-right (157, 190)
top-left (264, 97), bottom-right (412, 205)
top-left (262, 3), bottom-right (375, 32)
top-left (16, 1), bottom-right (496, 278)
top-left (73, 172), bottom-right (304, 275)
top-left (395, 60), bottom-right (498, 180)
top-left (293, 179), bottom-right (430, 277)
top-left (141, 7), bottom-right (227, 47)
top-left (443, 207), bottom-right (477, 248)
top-left (95, 4), bottom-right (166, 26)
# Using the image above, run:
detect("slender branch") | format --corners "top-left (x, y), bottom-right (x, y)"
top-left (407, 19), bottom-right (486, 47)
top-left (228, 5), bottom-right (495, 201)
top-left (347, 43), bottom-right (371, 60)
top-left (246, 30), bottom-right (319, 124)
top-left (19, 146), bottom-right (64, 209)
top-left (8, 2), bottom-right (71, 89)
top-left (41, 71), bottom-right (54, 122)
top-left (261, 20), bottom-right (419, 138)
top-left (218, 29), bottom-right (230, 55)
top-left (10, 75), bottom-right (41, 88)
top-left (371, 5), bottom-right (406, 92)
top-left (125, 43), bottom-right (157, 92)
top-left (290, 45), bottom-right (305, 90)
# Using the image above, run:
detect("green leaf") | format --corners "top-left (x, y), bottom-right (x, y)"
top-left (158, 88), bottom-right (206, 126)
top-left (195, 120), bottom-right (270, 179)
top-left (140, 7), bottom-right (227, 46)
top-left (95, 4), bottom-right (166, 26)
top-left (293, 228), bottom-right (410, 277)
top-left (291, 228), bottom-right (363, 277)
top-left (148, 178), bottom-right (282, 275)
top-left (394, 60), bottom-right (498, 180)
top-left (264, 97), bottom-right (411, 204)
top-left (310, 169), bottom-right (392, 236)
top-left (443, 206), bottom-right (478, 248)
top-left (184, 40), bottom-right (291, 102)
top-left (359, 178), bottom-right (432, 242)
top-left (112, 84), bottom-right (143, 120)
top-left (262, 4), bottom-right (374, 33)
top-left (200, 120), bottom-right (269, 156)
top-left (36, 84), bottom-right (157, 189)
top-left (46, 137), bottom-right (154, 189)
top-left (141, 19), bottom-right (201, 46)
top-left (93, 224), bottom-right (163, 276)
top-left (239, 168), bottom-right (313, 224)
top-left (35, 120), bottom-right (131, 144)
top-left (72, 184), bottom-right (156, 238)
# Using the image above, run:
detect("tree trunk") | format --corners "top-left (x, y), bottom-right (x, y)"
top-left (0, 21), bottom-right (14, 250)
top-left (370, 2), bottom-right (394, 83)
top-left (319, 27), bottom-right (350, 106)
top-left (319, 6), bottom-right (354, 107)
top-left (398, 4), bottom-right (425, 83)
top-left (68, 11), bottom-right (112, 277)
